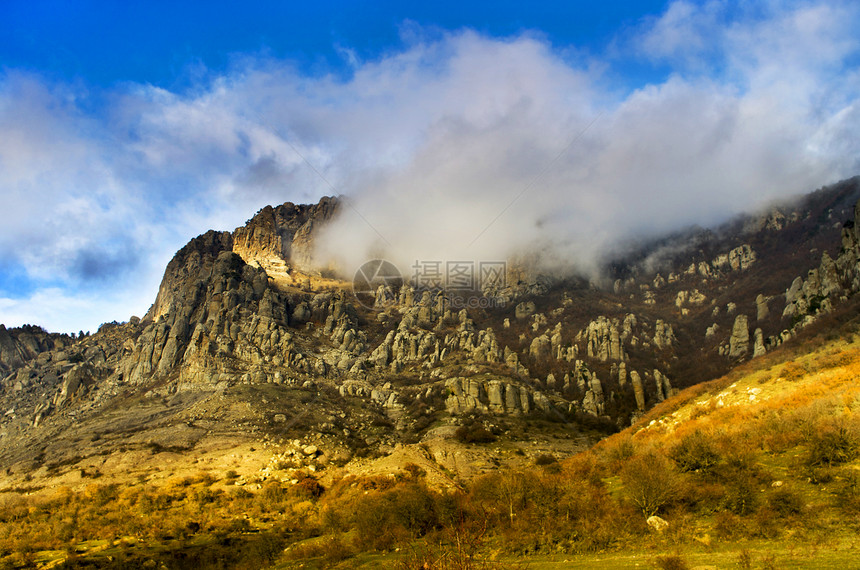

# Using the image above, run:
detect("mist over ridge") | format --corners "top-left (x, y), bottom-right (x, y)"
top-left (2, 1), bottom-right (860, 331)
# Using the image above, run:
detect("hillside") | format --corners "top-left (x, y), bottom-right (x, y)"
top-left (3, 177), bottom-right (860, 567)
top-left (2, 288), bottom-right (860, 568)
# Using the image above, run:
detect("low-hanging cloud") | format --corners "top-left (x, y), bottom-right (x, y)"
top-left (1, 0), bottom-right (859, 332)
top-left (314, 1), bottom-right (860, 277)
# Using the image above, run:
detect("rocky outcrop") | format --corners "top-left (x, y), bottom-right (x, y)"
top-left (712, 244), bottom-right (756, 273)
top-left (529, 334), bottom-right (553, 361)
top-left (753, 328), bottom-right (767, 357)
top-left (581, 374), bottom-right (605, 416)
top-left (756, 294), bottom-right (770, 321)
top-left (146, 230), bottom-right (236, 322)
top-left (630, 370), bottom-right (645, 412)
top-left (53, 363), bottom-right (101, 407)
top-left (445, 377), bottom-right (532, 415)
top-left (728, 315), bottom-right (750, 358)
top-left (653, 369), bottom-right (671, 402)
top-left (515, 301), bottom-right (536, 319)
top-left (615, 362), bottom-right (627, 387)
top-left (232, 197), bottom-right (339, 272)
top-left (653, 320), bottom-right (675, 350)
top-left (783, 251), bottom-right (843, 320)
top-left (729, 245), bottom-right (757, 271)
top-left (115, 230), bottom-right (348, 392)
top-left (372, 327), bottom-right (441, 370)
top-left (0, 325), bottom-right (70, 377)
top-left (7, 183), bottom-right (860, 459)
top-left (675, 289), bottom-right (706, 310)
top-left (579, 317), bottom-right (624, 362)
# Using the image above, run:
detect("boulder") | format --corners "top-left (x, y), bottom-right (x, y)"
top-left (646, 516), bottom-right (669, 532)
top-left (515, 301), bottom-right (536, 319)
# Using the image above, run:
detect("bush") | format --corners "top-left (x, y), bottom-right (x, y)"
top-left (351, 482), bottom-right (441, 551)
top-left (835, 468), bottom-right (860, 513)
top-left (652, 554), bottom-right (689, 570)
top-left (670, 430), bottom-right (720, 473)
top-left (768, 488), bottom-right (804, 517)
top-left (620, 452), bottom-right (681, 517)
top-left (603, 436), bottom-right (635, 465)
top-left (713, 511), bottom-right (748, 540)
top-left (470, 471), bottom-right (535, 527)
top-left (780, 361), bottom-right (807, 381)
top-left (455, 423), bottom-right (497, 444)
top-left (737, 549), bottom-right (753, 569)
top-left (721, 474), bottom-right (759, 516)
top-left (806, 417), bottom-right (859, 467)
top-left (709, 449), bottom-right (768, 516)
top-left (294, 477), bottom-right (325, 499)
top-left (534, 454), bottom-right (557, 466)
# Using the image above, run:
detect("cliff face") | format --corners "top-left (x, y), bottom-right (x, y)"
top-left (146, 230), bottom-right (235, 322)
top-left (0, 325), bottom-right (71, 377)
top-left (129, 229), bottom-right (292, 390)
top-left (3, 179), bottom-right (860, 483)
top-left (232, 196), bottom-right (339, 277)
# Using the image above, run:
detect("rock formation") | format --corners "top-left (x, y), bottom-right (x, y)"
top-left (4, 178), bottom-right (860, 473)
top-left (729, 315), bottom-right (750, 358)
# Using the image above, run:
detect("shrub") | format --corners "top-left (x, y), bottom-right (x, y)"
top-left (261, 481), bottom-right (289, 506)
top-left (806, 417), bottom-right (859, 467)
top-left (470, 471), bottom-right (535, 527)
top-left (709, 449), bottom-right (768, 515)
top-left (768, 488), bottom-right (804, 517)
top-left (679, 480), bottom-right (725, 514)
top-left (455, 423), bottom-right (497, 444)
top-left (534, 454), bottom-right (557, 466)
top-left (780, 361), bottom-right (807, 382)
top-left (713, 511), bottom-right (747, 540)
top-left (751, 508), bottom-right (781, 539)
top-left (831, 467), bottom-right (860, 513)
top-left (670, 430), bottom-right (719, 473)
top-left (294, 477), bottom-right (325, 499)
top-left (721, 473), bottom-right (759, 516)
top-left (351, 482), bottom-right (440, 551)
top-left (603, 436), bottom-right (636, 465)
top-left (620, 452), bottom-right (681, 517)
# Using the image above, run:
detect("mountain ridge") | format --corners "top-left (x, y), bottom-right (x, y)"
top-left (2, 176), bottom-right (860, 492)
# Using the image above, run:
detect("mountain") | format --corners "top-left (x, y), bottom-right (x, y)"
top-left (2, 177), bottom-right (860, 567)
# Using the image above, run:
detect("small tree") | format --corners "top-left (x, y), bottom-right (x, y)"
top-left (621, 451), bottom-right (681, 517)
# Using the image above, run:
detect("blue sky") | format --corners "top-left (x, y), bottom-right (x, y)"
top-left (2, 2), bottom-right (667, 87)
top-left (1, 1), bottom-right (860, 333)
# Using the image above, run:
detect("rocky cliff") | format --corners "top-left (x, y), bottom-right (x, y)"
top-left (232, 196), bottom-right (339, 290)
top-left (3, 177), bottom-right (860, 484)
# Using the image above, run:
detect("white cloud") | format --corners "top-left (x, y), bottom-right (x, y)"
top-left (635, 0), bottom-right (726, 65)
top-left (0, 285), bottom-right (157, 334)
